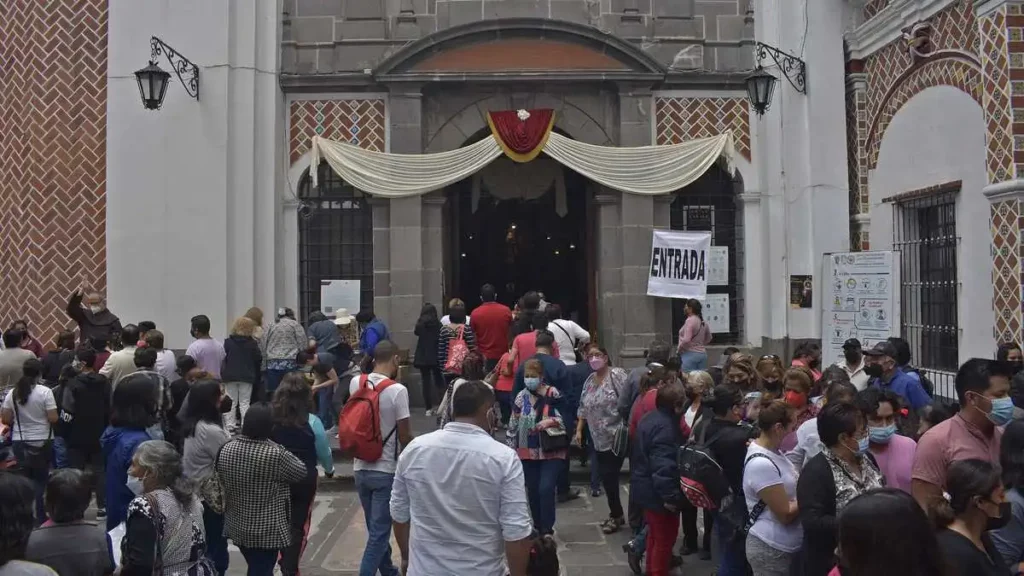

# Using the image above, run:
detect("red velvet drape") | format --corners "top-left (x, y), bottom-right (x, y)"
top-left (486, 109), bottom-right (555, 162)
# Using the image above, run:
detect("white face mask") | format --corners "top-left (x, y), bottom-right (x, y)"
top-left (89, 305), bottom-right (103, 314)
top-left (126, 474), bottom-right (145, 496)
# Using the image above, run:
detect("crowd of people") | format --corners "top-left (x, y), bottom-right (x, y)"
top-left (4, 284), bottom-right (1024, 576)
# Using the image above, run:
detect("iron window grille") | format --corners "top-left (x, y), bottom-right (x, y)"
top-left (891, 189), bottom-right (960, 397)
top-left (670, 165), bottom-right (745, 344)
top-left (297, 162), bottom-right (374, 322)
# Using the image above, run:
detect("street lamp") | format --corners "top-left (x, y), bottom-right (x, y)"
top-left (134, 36), bottom-right (199, 110)
top-left (745, 67), bottom-right (777, 116)
top-left (745, 42), bottom-right (806, 117)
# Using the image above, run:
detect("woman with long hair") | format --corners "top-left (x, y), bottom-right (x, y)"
top-left (835, 488), bottom-right (948, 576)
top-left (181, 379), bottom-right (232, 575)
top-left (756, 355), bottom-right (785, 398)
top-left (413, 303), bottom-right (443, 417)
top-left (100, 375), bottom-right (157, 531)
top-left (743, 400), bottom-right (802, 576)
top-left (575, 343), bottom-right (630, 534)
top-left (992, 420), bottom-right (1024, 573)
top-left (1, 358), bottom-right (57, 524)
top-left (271, 374), bottom-right (334, 576)
top-left (932, 459), bottom-right (1012, 575)
top-left (121, 440), bottom-right (215, 576)
top-left (677, 298), bottom-right (712, 371)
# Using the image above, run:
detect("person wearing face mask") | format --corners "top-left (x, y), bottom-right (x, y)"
top-left (756, 355), bottom-right (785, 398)
top-left (862, 341), bottom-right (930, 412)
top-left (786, 382), bottom-right (857, 470)
top-left (725, 354), bottom-right (764, 424)
top-left (990, 420), bottom-right (1024, 573)
top-left (779, 366), bottom-right (818, 454)
top-left (507, 359), bottom-right (566, 536)
top-left (100, 376), bottom-right (157, 531)
top-left (65, 289), bottom-right (122, 347)
top-left (998, 343), bottom-right (1024, 409)
top-left (742, 400), bottom-right (802, 576)
top-left (836, 339), bottom-right (869, 391)
top-left (796, 401), bottom-right (885, 576)
top-left (855, 387), bottom-right (917, 494)
top-left (933, 458), bottom-right (1013, 576)
top-left (791, 342), bottom-right (822, 382)
top-left (912, 358), bottom-right (1015, 513)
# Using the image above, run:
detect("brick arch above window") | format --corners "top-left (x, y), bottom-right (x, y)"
top-left (865, 54), bottom-right (983, 170)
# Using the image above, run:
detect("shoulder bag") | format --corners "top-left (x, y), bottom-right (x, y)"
top-left (551, 321), bottom-right (583, 363)
top-left (12, 387), bottom-right (52, 470)
top-left (198, 439), bottom-right (230, 514)
top-left (538, 404), bottom-right (570, 452)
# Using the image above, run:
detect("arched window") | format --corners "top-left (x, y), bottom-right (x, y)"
top-left (670, 164), bottom-right (744, 344)
top-left (297, 162), bottom-right (373, 320)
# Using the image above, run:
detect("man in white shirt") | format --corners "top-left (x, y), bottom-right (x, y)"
top-left (349, 340), bottom-right (412, 576)
top-left (545, 304), bottom-right (590, 366)
top-left (100, 325), bottom-right (140, 389)
top-left (836, 338), bottom-right (869, 391)
top-left (391, 380), bottom-right (533, 576)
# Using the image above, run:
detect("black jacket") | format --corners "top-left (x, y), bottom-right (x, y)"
top-left (631, 407), bottom-right (686, 512)
top-left (222, 335), bottom-right (262, 385)
top-left (413, 318), bottom-right (440, 368)
top-left (41, 348), bottom-right (75, 385)
top-left (692, 416), bottom-right (756, 497)
top-left (61, 372), bottom-right (112, 451)
top-left (65, 292), bottom-right (122, 345)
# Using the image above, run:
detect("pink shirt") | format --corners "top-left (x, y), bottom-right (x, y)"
top-left (912, 414), bottom-right (1002, 489)
top-left (869, 434), bottom-right (917, 494)
top-left (678, 315), bottom-right (712, 353)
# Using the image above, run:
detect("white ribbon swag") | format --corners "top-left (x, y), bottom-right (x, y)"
top-left (309, 132), bottom-right (734, 197)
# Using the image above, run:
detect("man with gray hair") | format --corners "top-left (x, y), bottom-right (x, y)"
top-left (391, 381), bottom-right (532, 576)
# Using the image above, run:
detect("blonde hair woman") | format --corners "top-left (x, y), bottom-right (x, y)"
top-left (221, 317), bottom-right (263, 431)
top-left (244, 307), bottom-right (264, 340)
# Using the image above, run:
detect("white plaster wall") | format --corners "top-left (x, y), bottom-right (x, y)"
top-left (107, 0), bottom-right (282, 349)
top-left (868, 86), bottom-right (992, 363)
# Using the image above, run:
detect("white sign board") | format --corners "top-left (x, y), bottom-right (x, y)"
top-left (320, 279), bottom-right (361, 317)
top-left (708, 246), bottom-right (729, 286)
top-left (821, 251), bottom-right (901, 368)
top-left (647, 230), bottom-right (713, 299)
top-left (703, 293), bottom-right (730, 334)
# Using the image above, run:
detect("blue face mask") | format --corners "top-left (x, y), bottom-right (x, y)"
top-left (126, 474), bottom-right (145, 497)
top-left (987, 396), bottom-right (1015, 426)
top-left (868, 424), bottom-right (897, 444)
top-left (846, 435), bottom-right (870, 456)
top-left (524, 377), bottom-right (541, 392)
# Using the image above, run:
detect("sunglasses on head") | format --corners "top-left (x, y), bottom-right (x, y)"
top-left (761, 354), bottom-right (780, 360)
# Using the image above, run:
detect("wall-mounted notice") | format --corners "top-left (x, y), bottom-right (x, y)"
top-left (703, 293), bottom-right (730, 335)
top-left (821, 251), bottom-right (900, 368)
top-left (320, 279), bottom-right (361, 317)
top-left (707, 246), bottom-right (729, 286)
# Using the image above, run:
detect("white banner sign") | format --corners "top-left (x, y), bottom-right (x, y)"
top-left (647, 230), bottom-right (712, 299)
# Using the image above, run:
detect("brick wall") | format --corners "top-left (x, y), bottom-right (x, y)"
top-left (0, 0), bottom-right (108, 343)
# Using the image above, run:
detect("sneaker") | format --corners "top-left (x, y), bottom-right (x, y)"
top-left (623, 543), bottom-right (642, 575)
top-left (96, 508), bottom-right (106, 519)
top-left (590, 487), bottom-right (602, 497)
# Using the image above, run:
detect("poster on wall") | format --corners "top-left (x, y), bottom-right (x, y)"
top-left (707, 246), bottom-right (729, 286)
top-left (320, 279), bottom-right (361, 317)
top-left (703, 293), bottom-right (730, 334)
top-left (821, 251), bottom-right (901, 368)
top-left (647, 230), bottom-right (712, 299)
top-left (790, 275), bottom-right (813, 309)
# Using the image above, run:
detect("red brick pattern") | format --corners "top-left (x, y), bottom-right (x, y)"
top-left (289, 99), bottom-right (387, 164)
top-left (846, 77), bottom-right (868, 216)
top-left (0, 0), bottom-right (108, 342)
top-left (654, 97), bottom-right (751, 161)
top-left (992, 199), bottom-right (1022, 344)
top-left (981, 7), bottom-right (1016, 183)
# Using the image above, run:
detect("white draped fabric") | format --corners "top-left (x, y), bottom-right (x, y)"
top-left (308, 132), bottom-right (733, 197)
top-left (472, 158), bottom-right (568, 216)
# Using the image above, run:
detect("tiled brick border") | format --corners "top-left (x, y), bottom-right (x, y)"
top-left (289, 99), bottom-right (387, 164)
top-left (654, 97), bottom-right (751, 162)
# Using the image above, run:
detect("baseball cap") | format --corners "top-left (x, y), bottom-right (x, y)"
top-left (863, 341), bottom-right (898, 358)
top-left (842, 338), bottom-right (862, 350)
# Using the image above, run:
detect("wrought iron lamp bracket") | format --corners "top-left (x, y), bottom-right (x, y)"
top-left (150, 36), bottom-right (200, 100)
top-left (754, 42), bottom-right (806, 94)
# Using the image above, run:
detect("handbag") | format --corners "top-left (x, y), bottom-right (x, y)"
top-left (551, 322), bottom-right (583, 363)
top-left (12, 390), bottom-right (52, 470)
top-left (611, 423), bottom-right (629, 457)
top-left (444, 326), bottom-right (470, 374)
top-left (198, 441), bottom-right (229, 514)
top-left (538, 405), bottom-right (571, 452)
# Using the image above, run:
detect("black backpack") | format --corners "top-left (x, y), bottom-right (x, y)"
top-left (905, 366), bottom-right (935, 397)
top-left (678, 423), bottom-right (731, 510)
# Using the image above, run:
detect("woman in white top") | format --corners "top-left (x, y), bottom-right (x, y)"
top-left (1, 358), bottom-right (57, 524)
top-left (742, 399), bottom-right (802, 576)
top-left (545, 304), bottom-right (590, 366)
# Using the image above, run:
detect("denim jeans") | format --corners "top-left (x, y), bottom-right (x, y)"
top-left (680, 351), bottom-right (709, 372)
top-left (354, 470), bottom-right (400, 576)
top-left (715, 516), bottom-right (749, 576)
top-left (52, 437), bottom-right (67, 469)
top-left (264, 369), bottom-right (289, 396)
top-left (239, 547), bottom-right (278, 576)
top-left (316, 386), bottom-right (335, 429)
top-left (203, 502), bottom-right (229, 575)
top-left (586, 427), bottom-right (600, 492)
top-left (522, 459), bottom-right (561, 534)
top-left (13, 442), bottom-right (49, 525)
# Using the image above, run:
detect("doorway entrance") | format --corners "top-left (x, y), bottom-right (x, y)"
top-left (445, 156), bottom-right (593, 327)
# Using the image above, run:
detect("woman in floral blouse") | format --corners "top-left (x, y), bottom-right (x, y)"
top-left (574, 343), bottom-right (630, 534)
top-left (507, 358), bottom-right (566, 536)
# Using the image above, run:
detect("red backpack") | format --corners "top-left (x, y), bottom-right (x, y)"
top-left (338, 375), bottom-right (397, 462)
top-left (444, 326), bottom-right (469, 374)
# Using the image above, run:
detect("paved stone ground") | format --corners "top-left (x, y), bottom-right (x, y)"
top-left (221, 486), bottom-right (716, 576)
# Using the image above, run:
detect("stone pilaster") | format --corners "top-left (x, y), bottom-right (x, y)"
top-left (985, 181), bottom-right (1024, 345)
top-left (594, 191), bottom-right (624, 364)
top-left (619, 192), bottom-right (657, 367)
top-left (653, 194), bottom-right (675, 343)
top-left (422, 193), bottom-right (446, 310)
top-left (369, 196), bottom-right (392, 329)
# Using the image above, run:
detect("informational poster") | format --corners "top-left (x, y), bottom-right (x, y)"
top-left (821, 251), bottom-right (900, 368)
top-left (647, 230), bottom-right (713, 299)
top-left (790, 275), bottom-right (813, 309)
top-left (703, 293), bottom-right (730, 334)
top-left (320, 279), bottom-right (361, 317)
top-left (707, 246), bottom-right (729, 286)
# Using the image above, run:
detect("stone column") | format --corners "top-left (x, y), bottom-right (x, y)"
top-left (422, 192), bottom-right (446, 309)
top-left (595, 191), bottom-right (624, 363)
top-left (386, 87), bottom-right (425, 352)
top-left (653, 195), bottom-right (674, 343)
top-left (369, 196), bottom-right (391, 329)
